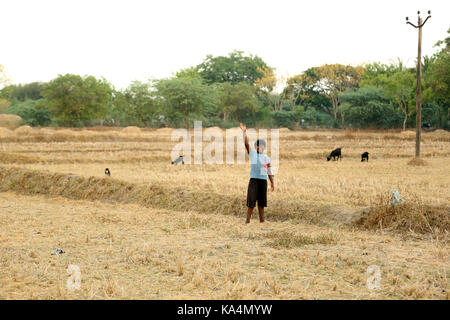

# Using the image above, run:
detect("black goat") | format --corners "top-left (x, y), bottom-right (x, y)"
top-left (327, 148), bottom-right (342, 161)
top-left (105, 168), bottom-right (111, 176)
top-left (361, 152), bottom-right (369, 162)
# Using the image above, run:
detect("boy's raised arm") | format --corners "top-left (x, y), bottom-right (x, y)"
top-left (240, 123), bottom-right (250, 154)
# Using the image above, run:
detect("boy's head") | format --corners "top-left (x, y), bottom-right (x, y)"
top-left (254, 139), bottom-right (266, 153)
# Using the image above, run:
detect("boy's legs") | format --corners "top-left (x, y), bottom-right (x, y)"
top-left (246, 207), bottom-right (253, 223)
top-left (258, 206), bottom-right (264, 222)
top-left (246, 179), bottom-right (257, 223)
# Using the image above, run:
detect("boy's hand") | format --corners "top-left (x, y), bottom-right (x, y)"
top-left (271, 182), bottom-right (274, 191)
top-left (240, 123), bottom-right (247, 132)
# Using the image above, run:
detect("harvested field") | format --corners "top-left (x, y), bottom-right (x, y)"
top-left (0, 128), bottom-right (448, 299)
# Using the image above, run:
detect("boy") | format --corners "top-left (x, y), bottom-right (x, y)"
top-left (240, 123), bottom-right (274, 223)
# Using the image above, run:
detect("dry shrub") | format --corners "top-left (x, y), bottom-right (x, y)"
top-left (0, 127), bottom-right (14, 137)
top-left (353, 193), bottom-right (450, 236)
top-left (122, 126), bottom-right (141, 134)
top-left (0, 114), bottom-right (22, 129)
top-left (14, 125), bottom-right (34, 135)
top-left (407, 158), bottom-right (429, 166)
top-left (278, 128), bottom-right (291, 133)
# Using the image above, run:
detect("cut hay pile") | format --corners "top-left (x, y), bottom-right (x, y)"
top-left (78, 129), bottom-right (102, 137)
top-left (0, 166), bottom-right (339, 227)
top-left (0, 152), bottom-right (37, 164)
top-left (427, 129), bottom-right (449, 135)
top-left (278, 128), bottom-right (291, 133)
top-left (122, 126), bottom-right (141, 134)
top-left (155, 128), bottom-right (173, 134)
top-left (39, 128), bottom-right (55, 135)
top-left (14, 125), bottom-right (34, 135)
top-left (204, 126), bottom-right (223, 135)
top-left (0, 127), bottom-right (14, 137)
top-left (352, 193), bottom-right (449, 236)
top-left (54, 129), bottom-right (79, 136)
top-left (407, 157), bottom-right (429, 166)
top-left (400, 130), bottom-right (416, 139)
top-left (0, 114), bottom-right (22, 129)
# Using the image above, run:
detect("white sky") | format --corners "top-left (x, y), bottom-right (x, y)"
top-left (1, 0), bottom-right (449, 90)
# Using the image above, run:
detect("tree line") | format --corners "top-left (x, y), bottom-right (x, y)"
top-left (1, 29), bottom-right (448, 129)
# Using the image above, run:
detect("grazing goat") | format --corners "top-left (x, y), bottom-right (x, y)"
top-left (361, 152), bottom-right (369, 162)
top-left (327, 148), bottom-right (342, 161)
top-left (105, 168), bottom-right (111, 176)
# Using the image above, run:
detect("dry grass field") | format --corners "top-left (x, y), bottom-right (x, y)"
top-left (0, 127), bottom-right (449, 299)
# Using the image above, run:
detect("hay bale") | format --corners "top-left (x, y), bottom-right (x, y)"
top-left (427, 129), bottom-right (450, 136)
top-left (204, 126), bottom-right (223, 134)
top-left (14, 125), bottom-right (34, 135)
top-left (407, 157), bottom-right (428, 166)
top-left (400, 130), bottom-right (415, 138)
top-left (39, 128), bottom-right (55, 135)
top-left (122, 126), bottom-right (142, 134)
top-left (155, 128), bottom-right (173, 134)
top-left (0, 114), bottom-right (22, 129)
top-left (56, 129), bottom-right (78, 135)
top-left (0, 127), bottom-right (14, 137)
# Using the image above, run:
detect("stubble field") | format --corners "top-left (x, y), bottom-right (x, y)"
top-left (0, 126), bottom-right (448, 299)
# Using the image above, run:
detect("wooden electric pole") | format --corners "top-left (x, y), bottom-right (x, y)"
top-left (406, 11), bottom-right (431, 158)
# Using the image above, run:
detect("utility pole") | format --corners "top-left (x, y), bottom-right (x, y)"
top-left (406, 11), bottom-right (431, 158)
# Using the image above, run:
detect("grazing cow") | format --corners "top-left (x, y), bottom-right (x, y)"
top-left (105, 168), bottom-right (111, 176)
top-left (172, 155), bottom-right (184, 165)
top-left (361, 152), bottom-right (369, 162)
top-left (327, 148), bottom-right (342, 161)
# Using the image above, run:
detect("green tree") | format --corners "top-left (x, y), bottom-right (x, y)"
top-left (285, 64), bottom-right (365, 125)
top-left (112, 81), bottom-right (158, 126)
top-left (197, 50), bottom-right (273, 86)
top-left (339, 86), bottom-right (401, 128)
top-left (42, 74), bottom-right (113, 126)
top-left (423, 29), bottom-right (450, 128)
top-left (362, 63), bottom-right (415, 130)
top-left (0, 82), bottom-right (44, 103)
top-left (5, 100), bottom-right (51, 126)
top-left (155, 77), bottom-right (217, 129)
top-left (218, 82), bottom-right (258, 122)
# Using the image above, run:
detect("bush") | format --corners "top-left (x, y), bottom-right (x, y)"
top-left (4, 99), bottom-right (52, 127)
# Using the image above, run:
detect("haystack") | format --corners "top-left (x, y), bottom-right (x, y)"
top-left (155, 128), bottom-right (173, 134)
top-left (0, 127), bottom-right (14, 137)
top-left (39, 128), bottom-right (55, 135)
top-left (14, 125), bottom-right (34, 135)
top-left (400, 130), bottom-right (415, 138)
top-left (54, 129), bottom-right (79, 137)
top-left (204, 126), bottom-right (223, 134)
top-left (122, 126), bottom-right (142, 134)
top-left (0, 114), bottom-right (22, 129)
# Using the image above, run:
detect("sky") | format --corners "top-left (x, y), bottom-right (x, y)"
top-left (1, 0), bottom-right (449, 90)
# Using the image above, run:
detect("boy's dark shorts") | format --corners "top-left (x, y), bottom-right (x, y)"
top-left (246, 178), bottom-right (267, 208)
